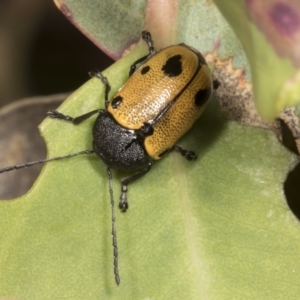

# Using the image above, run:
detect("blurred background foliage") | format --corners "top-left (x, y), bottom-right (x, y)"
top-left (0, 0), bottom-right (114, 199)
top-left (0, 0), bottom-right (113, 106)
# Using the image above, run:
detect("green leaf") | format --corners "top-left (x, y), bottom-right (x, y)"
top-left (214, 1), bottom-right (300, 120)
top-left (53, 0), bottom-right (147, 59)
top-left (0, 44), bottom-right (299, 299)
top-left (1, 0), bottom-right (300, 299)
top-left (54, 0), bottom-right (247, 64)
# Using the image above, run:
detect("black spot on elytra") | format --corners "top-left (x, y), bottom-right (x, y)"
top-left (111, 96), bottom-right (123, 109)
top-left (195, 88), bottom-right (211, 106)
top-left (141, 65), bottom-right (150, 75)
top-left (162, 55), bottom-right (182, 77)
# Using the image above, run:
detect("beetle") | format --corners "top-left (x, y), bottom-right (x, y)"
top-left (0, 31), bottom-right (218, 284)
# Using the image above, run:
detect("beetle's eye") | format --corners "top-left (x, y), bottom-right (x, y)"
top-left (141, 122), bottom-right (154, 136)
top-left (112, 96), bottom-right (123, 109)
top-left (194, 88), bottom-right (211, 107)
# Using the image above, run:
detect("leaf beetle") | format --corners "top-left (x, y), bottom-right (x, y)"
top-left (0, 31), bottom-right (219, 284)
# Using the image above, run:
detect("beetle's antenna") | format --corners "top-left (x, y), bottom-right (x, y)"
top-left (0, 150), bottom-right (94, 173)
top-left (107, 167), bottom-right (120, 285)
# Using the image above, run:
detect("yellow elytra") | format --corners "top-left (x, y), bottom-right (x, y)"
top-left (108, 43), bottom-right (213, 159)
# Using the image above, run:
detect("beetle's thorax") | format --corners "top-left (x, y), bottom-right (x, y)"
top-left (92, 111), bottom-right (151, 172)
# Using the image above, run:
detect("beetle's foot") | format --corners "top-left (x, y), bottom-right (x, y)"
top-left (141, 31), bottom-right (155, 55)
top-left (119, 185), bottom-right (129, 212)
top-left (88, 68), bottom-right (101, 78)
top-left (182, 150), bottom-right (197, 161)
top-left (47, 110), bottom-right (74, 122)
top-left (173, 145), bottom-right (197, 161)
top-left (89, 69), bottom-right (108, 84)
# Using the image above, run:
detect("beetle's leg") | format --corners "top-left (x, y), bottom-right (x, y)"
top-left (141, 31), bottom-right (155, 55)
top-left (129, 31), bottom-right (155, 76)
top-left (89, 69), bottom-right (111, 108)
top-left (47, 69), bottom-right (111, 125)
top-left (173, 145), bottom-right (197, 161)
top-left (129, 55), bottom-right (149, 76)
top-left (119, 162), bottom-right (152, 212)
top-left (213, 79), bottom-right (220, 90)
top-left (47, 109), bottom-right (102, 125)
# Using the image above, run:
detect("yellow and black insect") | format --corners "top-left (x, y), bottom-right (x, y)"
top-left (0, 31), bottom-right (218, 285)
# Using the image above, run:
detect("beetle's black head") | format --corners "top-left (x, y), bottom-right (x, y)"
top-left (93, 111), bottom-right (151, 172)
